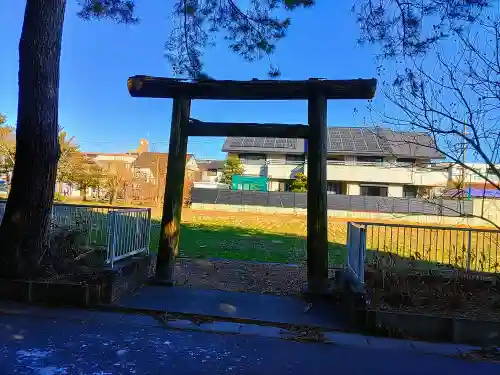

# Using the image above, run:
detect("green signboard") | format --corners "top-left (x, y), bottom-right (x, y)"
top-left (231, 175), bottom-right (268, 192)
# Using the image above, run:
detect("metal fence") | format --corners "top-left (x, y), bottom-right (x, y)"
top-left (107, 208), bottom-right (151, 268)
top-left (347, 222), bottom-right (367, 285)
top-left (356, 222), bottom-right (500, 274)
top-left (0, 201), bottom-right (151, 267)
top-left (192, 188), bottom-right (473, 217)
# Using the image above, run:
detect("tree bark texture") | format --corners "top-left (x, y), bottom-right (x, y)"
top-left (155, 97), bottom-right (191, 282)
top-left (0, 0), bottom-right (66, 277)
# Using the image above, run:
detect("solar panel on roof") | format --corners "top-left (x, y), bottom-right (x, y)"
top-left (263, 138), bottom-right (275, 147)
top-left (354, 142), bottom-right (368, 151)
top-left (365, 144), bottom-right (380, 152)
top-left (253, 138), bottom-right (265, 148)
top-left (242, 137), bottom-right (255, 147)
top-left (275, 139), bottom-right (286, 148)
top-left (229, 137), bottom-right (244, 147)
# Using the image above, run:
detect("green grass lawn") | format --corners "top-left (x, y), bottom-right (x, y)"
top-left (60, 204), bottom-right (499, 272)
top-left (149, 222), bottom-right (347, 265)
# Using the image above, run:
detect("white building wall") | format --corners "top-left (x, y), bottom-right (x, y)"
top-left (92, 154), bottom-right (137, 164)
top-left (347, 183), bottom-right (360, 195)
top-left (344, 155), bottom-right (356, 164)
top-left (193, 181), bottom-right (228, 189)
top-left (388, 185), bottom-right (404, 197)
top-left (450, 163), bottom-right (500, 184)
top-left (266, 154), bottom-right (286, 163)
top-left (268, 180), bottom-right (281, 191)
top-left (235, 152), bottom-right (450, 195)
top-left (242, 164), bottom-right (264, 176)
top-left (201, 170), bottom-right (223, 183)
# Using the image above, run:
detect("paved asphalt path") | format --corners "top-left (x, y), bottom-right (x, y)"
top-left (0, 312), bottom-right (498, 375)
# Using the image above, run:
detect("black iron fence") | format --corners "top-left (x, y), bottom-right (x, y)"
top-left (191, 188), bottom-right (474, 217)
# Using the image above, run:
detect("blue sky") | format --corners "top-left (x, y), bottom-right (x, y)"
top-left (0, 1), bottom-right (380, 159)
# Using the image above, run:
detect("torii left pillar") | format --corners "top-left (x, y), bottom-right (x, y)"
top-left (306, 92), bottom-right (329, 294)
top-left (155, 96), bottom-right (191, 283)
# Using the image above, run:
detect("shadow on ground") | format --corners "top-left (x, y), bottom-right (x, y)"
top-left (150, 219), bottom-right (347, 266)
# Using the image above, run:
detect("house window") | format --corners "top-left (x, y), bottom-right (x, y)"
top-left (206, 169), bottom-right (217, 177)
top-left (285, 154), bottom-right (305, 163)
top-left (357, 156), bottom-right (383, 163)
top-left (403, 185), bottom-right (418, 198)
top-left (487, 167), bottom-right (499, 180)
top-left (360, 184), bottom-right (388, 197)
top-left (327, 155), bottom-right (345, 163)
top-left (328, 155), bottom-right (344, 161)
top-left (277, 180), bottom-right (293, 192)
top-left (239, 153), bottom-right (266, 165)
top-left (327, 182), bottom-right (344, 195)
top-left (396, 158), bottom-right (416, 166)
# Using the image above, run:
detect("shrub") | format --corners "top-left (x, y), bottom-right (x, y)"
top-left (54, 192), bottom-right (65, 202)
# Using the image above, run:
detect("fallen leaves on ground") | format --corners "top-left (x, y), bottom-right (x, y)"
top-left (173, 258), bottom-right (337, 296)
top-left (366, 269), bottom-right (500, 321)
top-left (460, 346), bottom-right (500, 363)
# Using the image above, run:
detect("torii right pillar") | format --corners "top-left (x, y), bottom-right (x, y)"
top-left (306, 92), bottom-right (329, 294)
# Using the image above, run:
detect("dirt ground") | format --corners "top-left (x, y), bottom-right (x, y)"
top-left (172, 257), bottom-right (337, 296)
top-left (365, 269), bottom-right (500, 320)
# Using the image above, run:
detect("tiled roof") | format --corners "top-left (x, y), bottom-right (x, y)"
top-left (132, 152), bottom-right (195, 177)
top-left (133, 152), bottom-right (194, 168)
top-left (133, 152), bottom-right (169, 169)
top-left (200, 160), bottom-right (225, 170)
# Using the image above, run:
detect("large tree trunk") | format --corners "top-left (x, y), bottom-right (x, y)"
top-left (0, 0), bottom-right (66, 277)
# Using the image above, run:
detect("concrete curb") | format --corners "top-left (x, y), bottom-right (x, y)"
top-left (0, 302), bottom-right (480, 359)
top-left (163, 318), bottom-right (479, 357)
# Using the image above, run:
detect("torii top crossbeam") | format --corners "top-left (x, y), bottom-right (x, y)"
top-left (127, 75), bottom-right (377, 100)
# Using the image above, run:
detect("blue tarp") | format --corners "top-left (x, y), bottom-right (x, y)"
top-left (445, 188), bottom-right (500, 198)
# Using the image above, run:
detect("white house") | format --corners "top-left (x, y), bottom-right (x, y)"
top-left (197, 160), bottom-right (225, 183)
top-left (448, 162), bottom-right (500, 188)
top-left (221, 127), bottom-right (450, 198)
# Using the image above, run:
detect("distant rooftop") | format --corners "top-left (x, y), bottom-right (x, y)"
top-left (221, 127), bottom-right (443, 159)
top-left (133, 152), bottom-right (194, 170)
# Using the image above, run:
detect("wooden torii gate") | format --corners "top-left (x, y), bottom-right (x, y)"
top-left (127, 76), bottom-right (377, 294)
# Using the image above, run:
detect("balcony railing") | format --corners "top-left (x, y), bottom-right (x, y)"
top-left (242, 159), bottom-right (445, 168)
top-left (242, 159), bottom-right (449, 186)
top-left (243, 159), bottom-right (305, 166)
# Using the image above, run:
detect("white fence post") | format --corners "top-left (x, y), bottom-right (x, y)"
top-left (359, 226), bottom-right (367, 284)
top-left (146, 209), bottom-right (151, 256)
top-left (2, 201), bottom-right (152, 268)
top-left (107, 210), bottom-right (117, 268)
top-left (346, 222), bottom-right (367, 286)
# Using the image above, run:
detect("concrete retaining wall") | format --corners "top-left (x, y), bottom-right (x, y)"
top-left (191, 203), bottom-right (492, 227)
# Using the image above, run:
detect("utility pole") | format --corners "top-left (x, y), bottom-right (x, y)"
top-left (462, 120), bottom-right (471, 200)
top-left (462, 121), bottom-right (467, 182)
